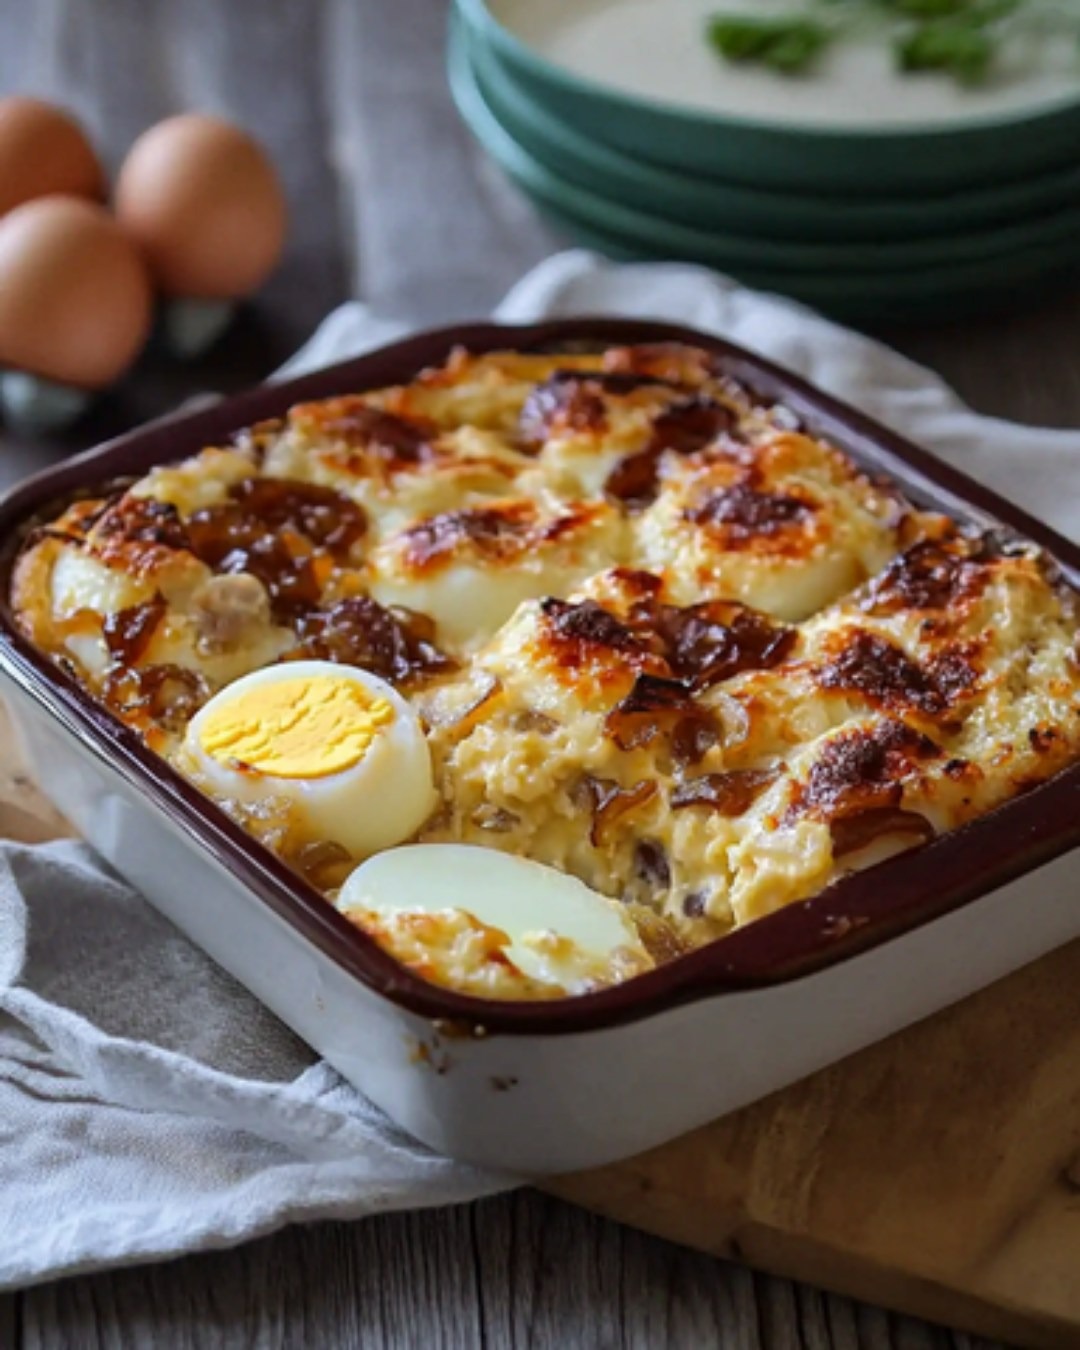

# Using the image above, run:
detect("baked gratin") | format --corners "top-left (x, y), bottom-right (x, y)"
top-left (11, 343), bottom-right (1080, 999)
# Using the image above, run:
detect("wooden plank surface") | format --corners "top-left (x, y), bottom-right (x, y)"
top-left (0, 1), bottom-right (1077, 1347)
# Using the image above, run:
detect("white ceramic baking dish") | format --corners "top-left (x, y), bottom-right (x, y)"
top-left (3, 318), bottom-right (1079, 1175)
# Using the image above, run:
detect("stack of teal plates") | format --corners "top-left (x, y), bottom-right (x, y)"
top-left (449, 0), bottom-right (1080, 323)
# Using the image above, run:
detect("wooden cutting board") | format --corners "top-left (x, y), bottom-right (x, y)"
top-left (3, 705), bottom-right (1079, 1348)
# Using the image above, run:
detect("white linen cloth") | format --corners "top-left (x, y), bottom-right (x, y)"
top-left (3, 250), bottom-right (1078, 1290)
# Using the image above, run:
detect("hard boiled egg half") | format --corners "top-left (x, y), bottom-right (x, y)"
top-left (184, 660), bottom-right (435, 857)
top-left (336, 844), bottom-right (654, 997)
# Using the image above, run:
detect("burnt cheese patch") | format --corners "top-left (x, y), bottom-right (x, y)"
top-left (818, 629), bottom-right (977, 717)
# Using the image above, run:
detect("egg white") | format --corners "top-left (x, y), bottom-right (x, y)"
top-left (336, 843), bottom-right (652, 991)
top-left (183, 660), bottom-right (435, 857)
top-left (367, 559), bottom-right (572, 651)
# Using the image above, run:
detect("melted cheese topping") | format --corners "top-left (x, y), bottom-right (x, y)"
top-left (12, 343), bottom-right (1080, 1000)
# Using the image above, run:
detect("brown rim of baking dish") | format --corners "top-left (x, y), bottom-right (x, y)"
top-left (1, 317), bottom-right (1079, 1036)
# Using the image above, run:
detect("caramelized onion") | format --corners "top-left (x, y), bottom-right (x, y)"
top-left (604, 675), bottom-right (718, 765)
top-left (423, 671), bottom-right (502, 733)
top-left (581, 776), bottom-right (658, 846)
top-left (292, 596), bottom-right (454, 685)
top-left (186, 478), bottom-right (366, 621)
top-left (708, 691), bottom-right (752, 749)
top-left (603, 448), bottom-right (663, 513)
top-left (651, 396), bottom-right (734, 455)
top-left (294, 839), bottom-right (354, 891)
top-left (656, 600), bottom-right (794, 690)
top-left (624, 903), bottom-right (687, 964)
top-left (104, 663), bottom-right (207, 732)
top-left (671, 768), bottom-right (778, 816)
top-left (633, 839), bottom-right (670, 889)
top-left (103, 596), bottom-right (166, 664)
top-left (829, 807), bottom-right (935, 859)
top-left (470, 803), bottom-right (520, 834)
top-left (682, 891), bottom-right (708, 919)
top-left (230, 478), bottom-right (366, 555)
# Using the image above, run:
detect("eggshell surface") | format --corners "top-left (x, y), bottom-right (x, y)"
top-left (0, 97), bottom-right (104, 217)
top-left (115, 114), bottom-right (286, 298)
top-left (0, 197), bottom-right (152, 387)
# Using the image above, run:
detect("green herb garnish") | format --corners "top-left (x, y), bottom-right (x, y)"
top-left (895, 17), bottom-right (994, 81)
top-left (706, 0), bottom-right (1066, 84)
top-left (706, 16), bottom-right (833, 73)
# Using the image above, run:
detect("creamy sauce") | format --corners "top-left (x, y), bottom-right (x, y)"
top-left (491, 0), bottom-right (1080, 130)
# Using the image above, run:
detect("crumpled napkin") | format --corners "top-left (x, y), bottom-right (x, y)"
top-left (4, 250), bottom-right (1078, 1291)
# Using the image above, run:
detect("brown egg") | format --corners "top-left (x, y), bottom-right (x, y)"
top-left (0, 97), bottom-right (105, 218)
top-left (115, 114), bottom-right (287, 299)
top-left (0, 196), bottom-right (153, 388)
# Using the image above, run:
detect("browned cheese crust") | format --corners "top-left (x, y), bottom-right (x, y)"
top-left (12, 343), bottom-right (1080, 965)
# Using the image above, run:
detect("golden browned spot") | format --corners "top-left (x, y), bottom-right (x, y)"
top-left (537, 590), bottom-right (794, 699)
top-left (233, 417), bottom-right (285, 465)
top-left (537, 598), bottom-right (667, 695)
top-left (602, 342), bottom-right (713, 388)
top-left (400, 500), bottom-right (600, 574)
top-left (798, 719), bottom-right (940, 823)
top-left (651, 396), bottom-right (736, 455)
top-left (686, 480), bottom-right (816, 550)
top-left (518, 373), bottom-right (608, 449)
top-left (861, 536), bottom-right (988, 615)
top-left (93, 495), bottom-right (191, 551)
top-left (1029, 725), bottom-right (1061, 754)
top-left (89, 496), bottom-right (193, 576)
top-left (605, 396), bottom-right (737, 511)
top-left (817, 630), bottom-right (976, 716)
top-left (401, 500), bottom-right (537, 571)
top-left (296, 398), bottom-right (437, 468)
top-left (603, 448), bottom-right (664, 513)
top-left (541, 597), bottom-right (655, 659)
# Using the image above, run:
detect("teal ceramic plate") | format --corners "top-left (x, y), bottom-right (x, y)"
top-left (459, 5), bottom-right (1080, 245)
top-left (531, 193), bottom-right (1080, 325)
top-left (459, 0), bottom-right (1080, 195)
top-left (449, 18), bottom-right (1080, 279)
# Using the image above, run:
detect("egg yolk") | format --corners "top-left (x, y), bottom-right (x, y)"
top-left (197, 674), bottom-right (394, 779)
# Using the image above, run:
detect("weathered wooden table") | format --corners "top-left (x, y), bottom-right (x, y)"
top-left (0, 3), bottom-right (1077, 1346)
